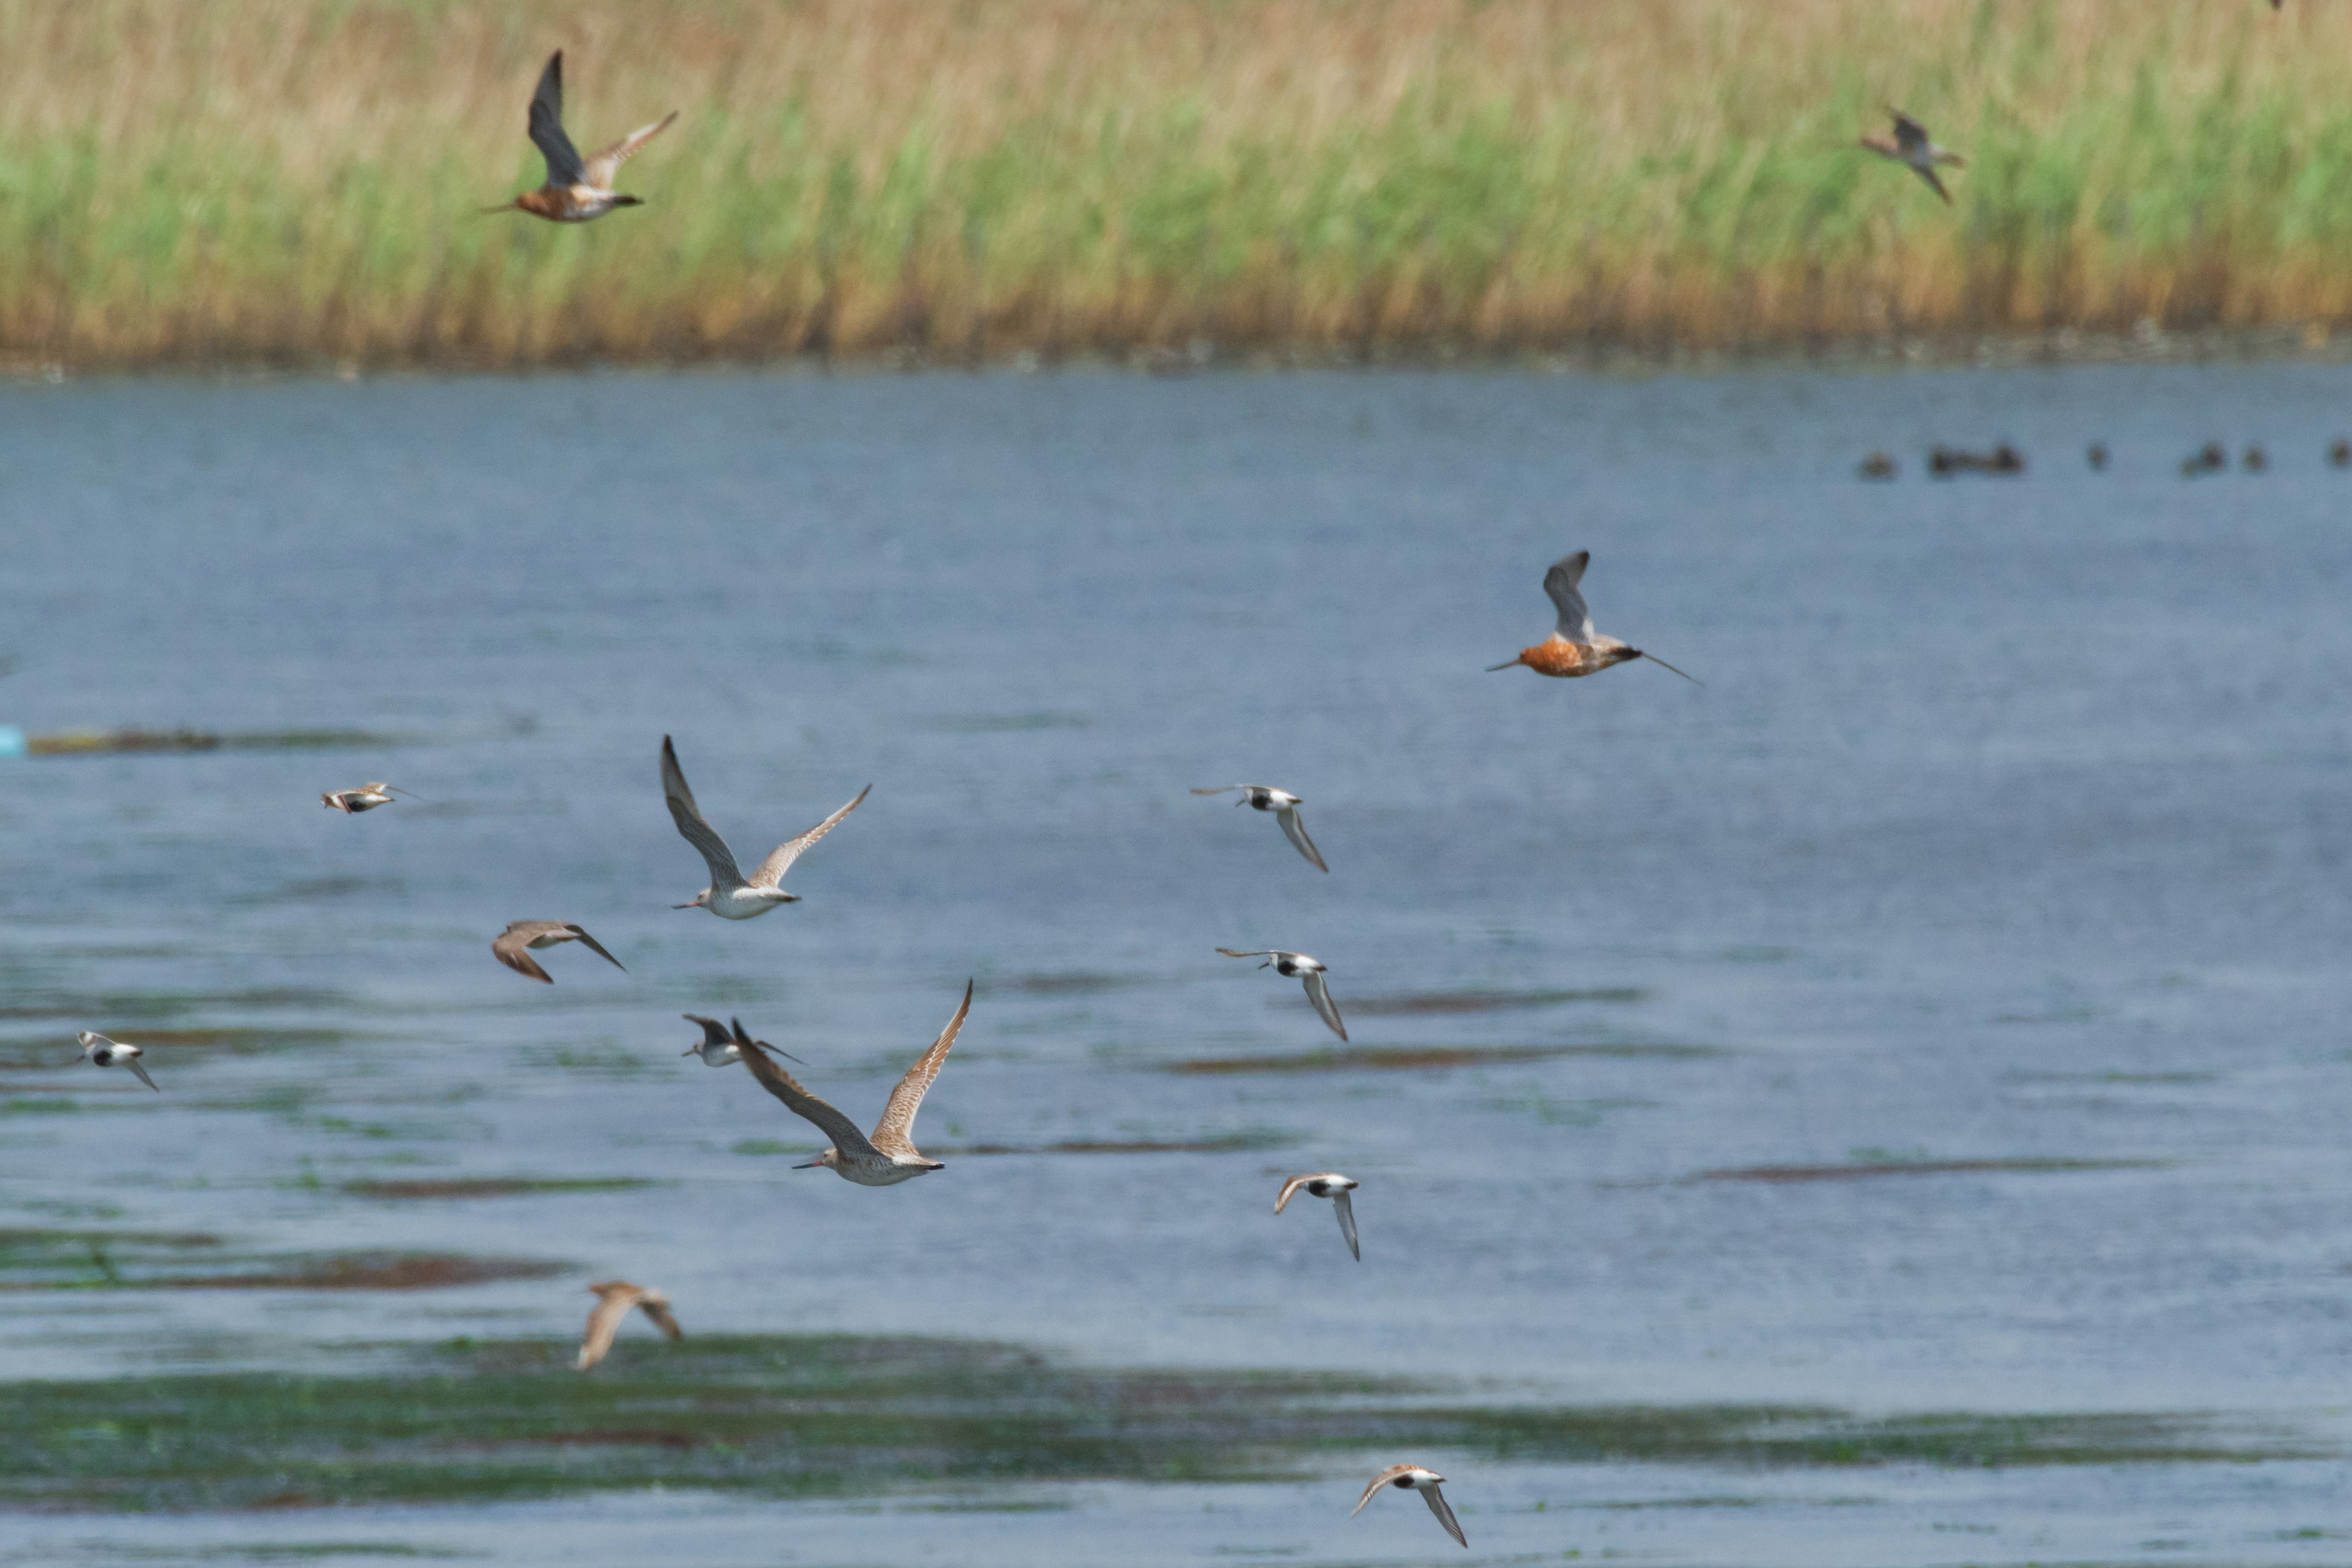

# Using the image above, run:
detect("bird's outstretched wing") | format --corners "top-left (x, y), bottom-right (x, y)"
top-left (1303, 970), bottom-right (1348, 1042)
top-left (1352, 1466), bottom-right (1419, 1518)
top-left (563, 925), bottom-right (626, 971)
top-left (662, 736), bottom-right (745, 891)
top-left (1275, 1174), bottom-right (1313, 1214)
top-left (749, 785), bottom-right (871, 891)
top-left (737, 1039), bottom-right (883, 1161)
top-left (585, 111), bottom-right (679, 189)
top-left (576, 1286), bottom-right (633, 1370)
top-left (1890, 108), bottom-right (1930, 157)
top-left (870, 982), bottom-right (973, 1158)
top-left (1542, 551), bottom-right (1595, 641)
top-left (1216, 948), bottom-right (1276, 960)
top-left (1331, 1188), bottom-right (1360, 1261)
top-left (1912, 162), bottom-right (1953, 204)
top-left (124, 1055), bottom-right (159, 1092)
top-left (492, 923), bottom-right (556, 984)
top-left (1421, 1483), bottom-right (1468, 1547)
top-left (1275, 805), bottom-right (1328, 872)
top-left (685, 1015), bottom-right (732, 1049)
top-left (527, 53), bottom-right (587, 186)
top-left (637, 1297), bottom-right (684, 1340)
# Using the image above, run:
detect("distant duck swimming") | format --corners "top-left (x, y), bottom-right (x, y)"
top-left (1484, 551), bottom-right (1697, 682)
top-left (487, 51), bottom-right (677, 224)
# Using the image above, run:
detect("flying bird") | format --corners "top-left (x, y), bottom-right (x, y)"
top-left (1276, 1172), bottom-right (1360, 1260)
top-left (492, 921), bottom-right (626, 984)
top-left (488, 51), bottom-right (677, 223)
top-left (1486, 551), bottom-right (1696, 682)
top-left (1190, 785), bottom-right (1328, 872)
top-left (1859, 108), bottom-right (1966, 205)
top-left (574, 1280), bottom-right (682, 1370)
top-left (320, 782), bottom-right (417, 814)
top-left (1218, 949), bottom-right (1348, 1042)
top-left (1352, 1464), bottom-right (1466, 1549)
top-left (77, 1031), bottom-right (157, 1091)
top-left (731, 983), bottom-right (973, 1185)
top-left (662, 736), bottom-right (869, 919)
top-left (682, 1014), bottom-right (800, 1066)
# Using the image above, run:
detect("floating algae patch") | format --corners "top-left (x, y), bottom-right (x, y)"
top-left (0, 1334), bottom-right (2312, 1512)
top-left (921, 712), bottom-right (1090, 733)
top-left (344, 1178), bottom-right (655, 1201)
top-left (1694, 1158), bottom-right (2168, 1184)
top-left (0, 1230), bottom-right (563, 1293)
top-left (980, 973), bottom-right (1153, 998)
top-left (731, 1133), bottom-right (1290, 1158)
top-left (0, 988), bottom-right (355, 1023)
top-left (1163, 1044), bottom-right (1722, 1076)
top-left (22, 728), bottom-right (411, 756)
top-left (1343, 988), bottom-right (1649, 1017)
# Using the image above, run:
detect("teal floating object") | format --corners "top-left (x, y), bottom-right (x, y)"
top-left (0, 726), bottom-right (24, 758)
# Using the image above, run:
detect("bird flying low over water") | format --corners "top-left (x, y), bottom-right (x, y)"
top-left (1191, 784), bottom-right (1328, 872)
top-left (321, 782), bottom-right (417, 814)
top-left (1352, 1464), bottom-right (1467, 1548)
top-left (488, 51), bottom-right (677, 223)
top-left (77, 1031), bottom-right (157, 1091)
top-left (492, 920), bottom-right (626, 984)
top-left (682, 1013), bottom-right (801, 1066)
top-left (575, 1280), bottom-right (682, 1370)
top-left (662, 736), bottom-right (870, 919)
top-left (1860, 108), bottom-right (1966, 205)
top-left (1218, 949), bottom-right (1348, 1042)
top-left (732, 982), bottom-right (973, 1186)
top-left (1487, 551), bottom-right (1697, 682)
top-left (1276, 1172), bottom-right (1360, 1260)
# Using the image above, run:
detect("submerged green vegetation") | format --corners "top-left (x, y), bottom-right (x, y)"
top-left (4, 1333), bottom-right (2314, 1511)
top-left (10, 0), bottom-right (2352, 369)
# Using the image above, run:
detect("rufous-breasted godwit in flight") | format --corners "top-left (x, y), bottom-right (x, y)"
top-left (574, 1280), bottom-right (682, 1370)
top-left (1276, 1172), bottom-right (1360, 1260)
top-left (682, 1014), bottom-right (801, 1066)
top-left (1218, 949), bottom-right (1348, 1042)
top-left (1860, 108), bottom-right (1966, 205)
top-left (1191, 785), bottom-right (1329, 872)
top-left (77, 1031), bottom-right (157, 1091)
top-left (486, 51), bottom-right (677, 224)
top-left (492, 920), bottom-right (626, 984)
top-left (731, 983), bottom-right (973, 1186)
top-left (662, 736), bottom-right (869, 919)
top-left (320, 782), bottom-right (417, 814)
top-left (1485, 551), bottom-right (1697, 682)
top-left (1352, 1464), bottom-right (1467, 1548)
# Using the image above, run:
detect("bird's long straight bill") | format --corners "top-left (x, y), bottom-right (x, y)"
top-left (1483, 659), bottom-right (1518, 672)
top-left (1640, 651), bottom-right (1701, 684)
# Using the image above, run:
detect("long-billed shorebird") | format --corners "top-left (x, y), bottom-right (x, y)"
top-left (492, 921), bottom-right (626, 984)
top-left (662, 736), bottom-right (869, 919)
top-left (574, 1280), bottom-right (682, 1370)
top-left (1860, 108), bottom-right (1966, 205)
top-left (320, 782), bottom-right (417, 814)
top-left (1191, 785), bottom-right (1328, 872)
top-left (732, 982), bottom-right (973, 1185)
top-left (488, 52), bottom-right (676, 223)
top-left (1486, 551), bottom-right (1696, 682)
top-left (77, 1031), bottom-right (157, 1091)
top-left (1276, 1172), bottom-right (1360, 1260)
top-left (1352, 1464), bottom-right (1466, 1549)
top-left (1218, 949), bottom-right (1348, 1042)
top-left (682, 1014), bottom-right (800, 1066)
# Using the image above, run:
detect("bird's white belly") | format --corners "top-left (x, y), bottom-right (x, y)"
top-left (706, 888), bottom-right (782, 919)
top-left (837, 1160), bottom-right (929, 1187)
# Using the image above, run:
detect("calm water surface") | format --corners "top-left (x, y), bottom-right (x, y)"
top-left (6, 361), bottom-right (2352, 1564)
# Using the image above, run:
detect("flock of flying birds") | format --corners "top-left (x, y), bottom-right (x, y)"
top-left (70, 538), bottom-right (1678, 1550)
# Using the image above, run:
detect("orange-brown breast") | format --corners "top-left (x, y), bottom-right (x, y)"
top-left (1518, 638), bottom-right (1597, 677)
top-left (514, 187), bottom-right (573, 221)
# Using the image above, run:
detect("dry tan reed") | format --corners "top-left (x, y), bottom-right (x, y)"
top-left (8, 0), bottom-right (2352, 368)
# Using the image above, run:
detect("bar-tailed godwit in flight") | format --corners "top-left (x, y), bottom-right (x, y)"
top-left (662, 736), bottom-right (869, 919)
top-left (1218, 949), bottom-right (1348, 1041)
top-left (1276, 1172), bottom-right (1360, 1259)
top-left (488, 52), bottom-right (677, 223)
top-left (1352, 1464), bottom-right (1466, 1548)
top-left (682, 1014), bottom-right (800, 1066)
top-left (1485, 551), bottom-right (1696, 682)
top-left (731, 983), bottom-right (973, 1185)
top-left (321, 782), bottom-right (417, 814)
top-left (492, 921), bottom-right (626, 984)
top-left (574, 1280), bottom-right (682, 1370)
top-left (1191, 785), bottom-right (1329, 872)
top-left (77, 1031), bottom-right (157, 1091)
top-left (1860, 108), bottom-right (1966, 205)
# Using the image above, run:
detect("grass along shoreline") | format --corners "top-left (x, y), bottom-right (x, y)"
top-left (13, 1), bottom-right (2352, 369)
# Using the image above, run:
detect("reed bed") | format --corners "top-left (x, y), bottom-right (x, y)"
top-left (11, 0), bottom-right (2352, 368)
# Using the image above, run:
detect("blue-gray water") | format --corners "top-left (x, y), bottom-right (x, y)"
top-left (6, 362), bottom-right (2352, 1564)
